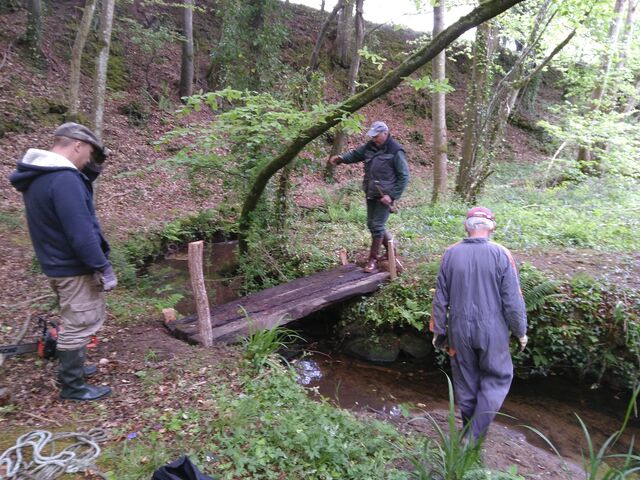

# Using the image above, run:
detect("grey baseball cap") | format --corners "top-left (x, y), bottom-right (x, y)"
top-left (54, 122), bottom-right (111, 163)
top-left (367, 121), bottom-right (389, 137)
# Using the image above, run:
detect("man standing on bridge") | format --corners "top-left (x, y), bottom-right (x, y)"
top-left (329, 121), bottom-right (409, 273)
top-left (430, 207), bottom-right (528, 441)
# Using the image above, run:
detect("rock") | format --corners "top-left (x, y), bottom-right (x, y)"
top-left (343, 333), bottom-right (400, 363)
top-left (0, 385), bottom-right (13, 406)
top-left (398, 332), bottom-right (432, 359)
top-left (99, 358), bottom-right (109, 365)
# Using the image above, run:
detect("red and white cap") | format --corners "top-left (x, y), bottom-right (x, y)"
top-left (466, 206), bottom-right (495, 222)
top-left (467, 207), bottom-right (496, 230)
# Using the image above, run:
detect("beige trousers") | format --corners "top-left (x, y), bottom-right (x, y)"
top-left (49, 274), bottom-right (106, 350)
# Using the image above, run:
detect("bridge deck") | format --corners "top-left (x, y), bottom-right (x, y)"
top-left (166, 264), bottom-right (389, 344)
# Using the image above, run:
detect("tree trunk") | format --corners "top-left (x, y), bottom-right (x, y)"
top-left (320, 0), bottom-right (325, 13)
top-left (238, 0), bottom-right (526, 251)
top-left (69, 0), bottom-right (98, 119)
top-left (578, 0), bottom-right (626, 166)
top-left (325, 0), bottom-right (364, 182)
top-left (431, 0), bottom-right (448, 203)
top-left (94, 0), bottom-right (116, 140)
top-left (179, 0), bottom-right (194, 99)
top-left (334, 0), bottom-right (353, 67)
top-left (275, 163), bottom-right (293, 233)
top-left (455, 21), bottom-right (497, 202)
top-left (309, 0), bottom-right (344, 73)
top-left (248, 0), bottom-right (267, 90)
top-left (24, 0), bottom-right (43, 61)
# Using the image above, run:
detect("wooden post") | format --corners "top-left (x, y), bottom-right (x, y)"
top-left (162, 308), bottom-right (177, 325)
top-left (388, 239), bottom-right (397, 280)
top-left (188, 241), bottom-right (213, 347)
top-left (339, 248), bottom-right (348, 266)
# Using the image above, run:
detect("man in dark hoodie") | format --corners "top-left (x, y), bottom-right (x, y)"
top-left (329, 121), bottom-right (410, 273)
top-left (10, 122), bottom-right (116, 401)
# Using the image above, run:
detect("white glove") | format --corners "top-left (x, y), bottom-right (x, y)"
top-left (518, 335), bottom-right (528, 352)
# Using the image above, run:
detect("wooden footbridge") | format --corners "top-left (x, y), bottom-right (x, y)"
top-left (166, 262), bottom-right (390, 345)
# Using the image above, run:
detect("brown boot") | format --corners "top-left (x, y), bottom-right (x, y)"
top-left (379, 231), bottom-right (393, 261)
top-left (363, 236), bottom-right (383, 273)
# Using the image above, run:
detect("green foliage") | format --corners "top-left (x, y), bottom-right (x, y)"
top-left (359, 46), bottom-right (387, 71)
top-left (409, 375), bottom-right (484, 480)
top-left (538, 107), bottom-right (640, 179)
top-left (342, 263), bottom-right (437, 332)
top-left (406, 75), bottom-right (455, 94)
top-left (238, 223), bottom-right (336, 294)
top-left (241, 323), bottom-right (301, 371)
top-left (485, 166), bottom-right (640, 251)
top-left (119, 17), bottom-right (182, 91)
top-left (517, 271), bottom-right (640, 389)
top-left (211, 0), bottom-right (289, 91)
top-left (166, 89), bottom-right (336, 210)
top-left (518, 263), bottom-right (560, 312)
top-left (207, 366), bottom-right (414, 479)
top-left (121, 209), bottom-right (222, 268)
top-left (103, 434), bottom-right (174, 480)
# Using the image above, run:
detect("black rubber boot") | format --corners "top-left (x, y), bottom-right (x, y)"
top-left (83, 364), bottom-right (97, 377)
top-left (58, 348), bottom-right (111, 401)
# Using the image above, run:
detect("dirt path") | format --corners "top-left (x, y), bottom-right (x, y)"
top-left (516, 249), bottom-right (640, 291)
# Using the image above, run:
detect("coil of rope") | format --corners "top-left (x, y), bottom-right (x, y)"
top-left (0, 428), bottom-right (108, 479)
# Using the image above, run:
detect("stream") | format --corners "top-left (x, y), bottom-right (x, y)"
top-left (148, 241), bottom-right (640, 468)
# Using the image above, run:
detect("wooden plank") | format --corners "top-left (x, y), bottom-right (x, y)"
top-left (166, 264), bottom-right (390, 344)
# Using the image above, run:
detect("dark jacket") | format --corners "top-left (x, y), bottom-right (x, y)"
top-left (9, 149), bottom-right (111, 277)
top-left (340, 135), bottom-right (410, 200)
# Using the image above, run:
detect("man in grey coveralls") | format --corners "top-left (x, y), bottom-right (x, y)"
top-left (430, 207), bottom-right (528, 440)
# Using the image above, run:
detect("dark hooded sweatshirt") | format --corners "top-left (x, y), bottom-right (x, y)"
top-left (9, 149), bottom-right (111, 277)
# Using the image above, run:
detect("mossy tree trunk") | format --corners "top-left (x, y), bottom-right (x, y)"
top-left (333, 0), bottom-right (353, 68)
top-left (94, 0), bottom-right (115, 140)
top-left (455, 21), bottom-right (497, 203)
top-left (431, 0), bottom-right (448, 204)
top-left (325, 0), bottom-right (364, 182)
top-left (69, 0), bottom-right (98, 119)
top-left (309, 0), bottom-right (344, 74)
top-left (454, 0), bottom-right (578, 203)
top-left (238, 0), bottom-right (527, 252)
top-left (24, 0), bottom-right (43, 62)
top-left (179, 0), bottom-right (194, 99)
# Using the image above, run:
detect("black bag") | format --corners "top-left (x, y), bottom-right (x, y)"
top-left (151, 455), bottom-right (215, 480)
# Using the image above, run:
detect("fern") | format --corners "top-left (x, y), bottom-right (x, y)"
top-left (519, 264), bottom-right (560, 312)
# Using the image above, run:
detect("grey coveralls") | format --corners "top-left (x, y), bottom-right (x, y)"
top-left (431, 237), bottom-right (527, 439)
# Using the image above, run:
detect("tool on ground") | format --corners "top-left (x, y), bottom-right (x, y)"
top-left (0, 317), bottom-right (97, 359)
top-left (375, 183), bottom-right (398, 213)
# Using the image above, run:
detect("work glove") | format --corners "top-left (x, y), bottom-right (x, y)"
top-left (432, 334), bottom-right (448, 352)
top-left (98, 264), bottom-right (118, 292)
top-left (518, 335), bottom-right (528, 352)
